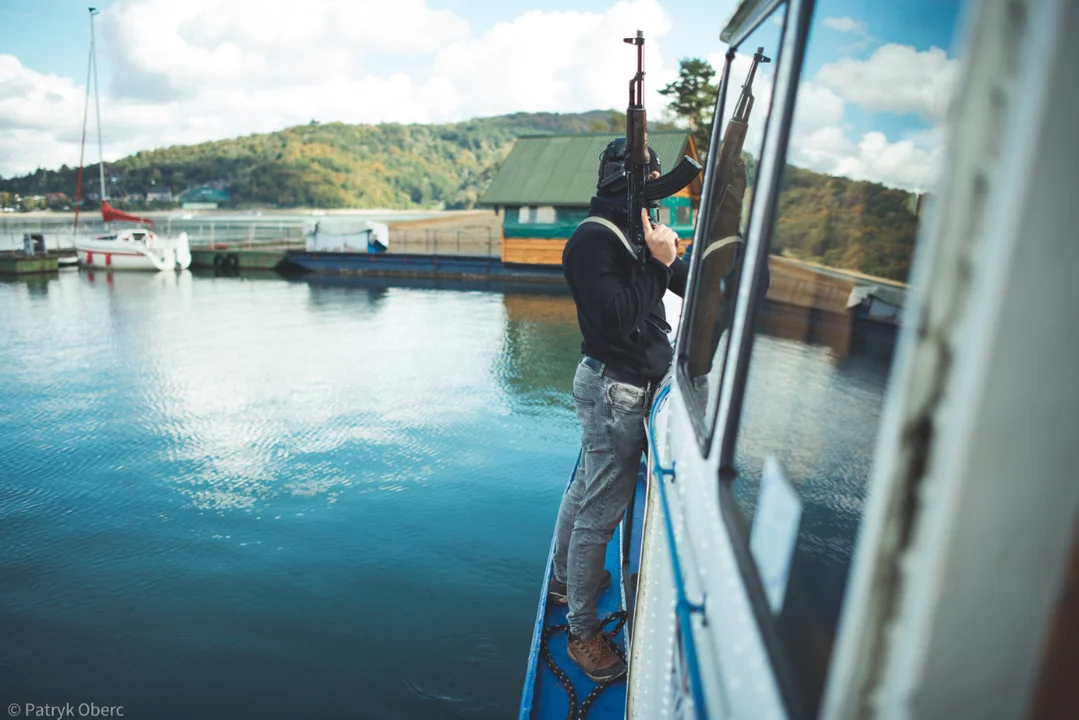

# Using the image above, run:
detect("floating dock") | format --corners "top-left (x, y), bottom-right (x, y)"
top-left (0, 251), bottom-right (60, 275)
top-left (188, 244), bottom-right (290, 272)
top-left (284, 250), bottom-right (564, 283)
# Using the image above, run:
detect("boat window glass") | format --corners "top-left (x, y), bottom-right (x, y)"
top-left (726, 0), bottom-right (963, 713)
top-left (677, 6), bottom-right (785, 450)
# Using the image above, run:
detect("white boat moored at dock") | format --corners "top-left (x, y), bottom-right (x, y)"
top-left (76, 228), bottom-right (191, 272)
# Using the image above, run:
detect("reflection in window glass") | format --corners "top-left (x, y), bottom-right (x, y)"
top-left (678, 8), bottom-right (784, 446)
top-left (731, 1), bottom-right (962, 714)
top-left (676, 205), bottom-right (691, 226)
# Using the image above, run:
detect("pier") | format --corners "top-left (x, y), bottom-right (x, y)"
top-left (0, 250), bottom-right (59, 275)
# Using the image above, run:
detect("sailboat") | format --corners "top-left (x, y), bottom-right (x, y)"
top-left (72, 7), bottom-right (190, 272)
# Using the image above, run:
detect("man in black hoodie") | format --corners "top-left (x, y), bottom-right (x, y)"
top-left (549, 139), bottom-right (689, 681)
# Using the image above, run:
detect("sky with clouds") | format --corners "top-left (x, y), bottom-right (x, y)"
top-left (712, 0), bottom-right (962, 192)
top-left (0, 0), bottom-right (963, 192)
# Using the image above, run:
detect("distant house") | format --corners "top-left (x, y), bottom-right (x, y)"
top-left (179, 186), bottom-right (231, 210)
top-left (480, 130), bottom-right (702, 266)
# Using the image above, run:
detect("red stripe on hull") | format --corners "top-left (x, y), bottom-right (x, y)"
top-left (79, 250), bottom-right (151, 258)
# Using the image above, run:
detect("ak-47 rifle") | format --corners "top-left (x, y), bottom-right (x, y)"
top-left (622, 30), bottom-right (702, 265)
top-left (686, 46), bottom-right (771, 379)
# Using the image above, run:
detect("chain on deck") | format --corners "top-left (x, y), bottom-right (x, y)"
top-left (539, 610), bottom-right (628, 720)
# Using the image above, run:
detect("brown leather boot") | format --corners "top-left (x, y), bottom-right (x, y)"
top-left (566, 631), bottom-right (626, 682)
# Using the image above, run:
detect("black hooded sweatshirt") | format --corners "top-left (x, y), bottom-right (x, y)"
top-left (562, 196), bottom-right (690, 379)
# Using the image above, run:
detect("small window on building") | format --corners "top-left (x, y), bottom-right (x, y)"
top-left (659, 207), bottom-right (672, 225)
top-left (676, 205), bottom-right (692, 226)
top-left (535, 206), bottom-right (557, 224)
top-left (518, 207), bottom-right (531, 224)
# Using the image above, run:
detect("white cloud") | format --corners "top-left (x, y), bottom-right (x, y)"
top-left (815, 43), bottom-right (959, 121)
top-left (786, 79), bottom-right (945, 191)
top-left (434, 2), bottom-right (673, 119)
top-left (821, 17), bottom-right (867, 34)
top-left (699, 38), bottom-right (953, 191)
top-left (836, 131), bottom-right (940, 190)
top-left (0, 0), bottom-right (680, 177)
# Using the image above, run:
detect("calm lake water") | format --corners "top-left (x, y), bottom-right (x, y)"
top-left (0, 270), bottom-right (583, 719)
top-left (0, 269), bottom-right (891, 719)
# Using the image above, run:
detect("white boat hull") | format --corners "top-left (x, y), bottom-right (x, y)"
top-left (77, 246), bottom-right (165, 270)
top-left (75, 231), bottom-right (191, 272)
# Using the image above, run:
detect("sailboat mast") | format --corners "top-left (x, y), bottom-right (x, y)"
top-left (74, 44), bottom-right (92, 233)
top-left (89, 7), bottom-right (105, 203)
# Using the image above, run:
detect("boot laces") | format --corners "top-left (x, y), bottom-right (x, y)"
top-left (582, 633), bottom-right (611, 663)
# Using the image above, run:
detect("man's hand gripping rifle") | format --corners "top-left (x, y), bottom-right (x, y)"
top-left (623, 30), bottom-right (702, 264)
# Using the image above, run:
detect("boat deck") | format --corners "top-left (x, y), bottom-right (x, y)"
top-left (520, 458), bottom-right (648, 719)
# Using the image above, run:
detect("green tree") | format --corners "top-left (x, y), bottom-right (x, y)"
top-left (659, 58), bottom-right (718, 157)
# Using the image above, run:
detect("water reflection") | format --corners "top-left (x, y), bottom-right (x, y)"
top-left (496, 293), bottom-right (581, 415)
top-left (0, 270), bottom-right (581, 719)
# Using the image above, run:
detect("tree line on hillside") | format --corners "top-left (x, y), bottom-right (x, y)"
top-left (0, 111), bottom-right (620, 212)
top-left (1, 72), bottom-right (921, 280)
top-left (772, 165), bottom-right (919, 281)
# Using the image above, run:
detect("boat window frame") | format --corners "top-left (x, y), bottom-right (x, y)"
top-left (686, 0), bottom-right (822, 715)
top-left (673, 2), bottom-right (790, 454)
top-left (673, 47), bottom-right (733, 451)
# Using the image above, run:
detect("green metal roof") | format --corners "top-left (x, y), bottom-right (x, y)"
top-left (480, 130), bottom-right (693, 207)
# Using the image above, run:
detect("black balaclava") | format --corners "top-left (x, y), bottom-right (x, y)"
top-left (596, 137), bottom-right (661, 200)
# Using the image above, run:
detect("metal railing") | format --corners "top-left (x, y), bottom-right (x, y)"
top-left (0, 216), bottom-right (502, 258)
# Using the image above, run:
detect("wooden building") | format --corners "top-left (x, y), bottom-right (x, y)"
top-left (480, 130), bottom-right (702, 266)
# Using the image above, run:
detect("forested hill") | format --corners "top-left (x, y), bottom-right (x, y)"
top-left (772, 165), bottom-right (920, 281)
top-left (2, 109), bottom-right (920, 280)
top-left (0, 110), bottom-right (624, 210)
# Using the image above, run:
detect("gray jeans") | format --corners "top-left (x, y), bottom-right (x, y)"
top-left (554, 358), bottom-right (652, 640)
